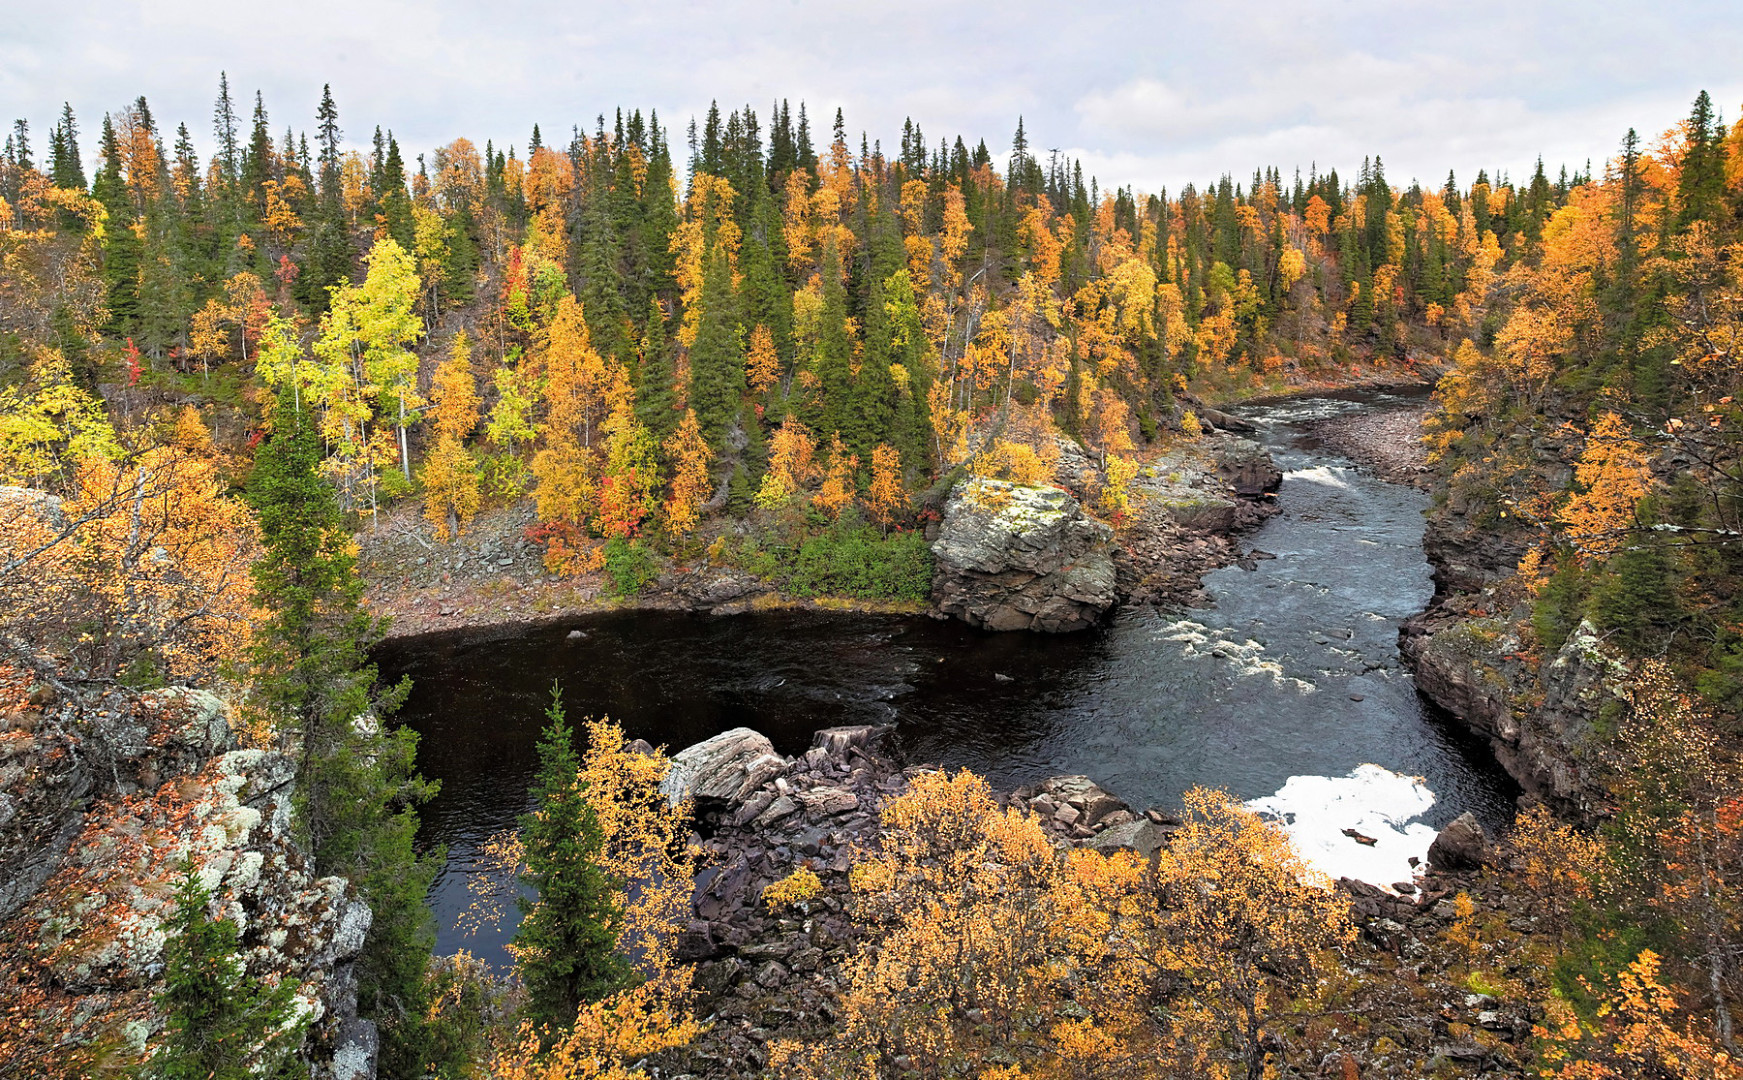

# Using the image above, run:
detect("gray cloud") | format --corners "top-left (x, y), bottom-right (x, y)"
top-left (4, 0), bottom-right (1740, 194)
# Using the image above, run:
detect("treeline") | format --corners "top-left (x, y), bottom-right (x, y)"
top-left (0, 76), bottom-right (1592, 576)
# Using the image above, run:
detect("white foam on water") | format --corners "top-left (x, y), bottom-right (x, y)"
top-left (1247, 764), bottom-right (1438, 890)
top-left (1286, 465), bottom-right (1355, 490)
top-left (1156, 618), bottom-right (1314, 692)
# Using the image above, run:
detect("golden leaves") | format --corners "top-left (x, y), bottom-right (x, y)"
top-left (755, 416), bottom-right (818, 510)
top-left (660, 409), bottom-right (712, 541)
top-left (1558, 412), bottom-right (1650, 561)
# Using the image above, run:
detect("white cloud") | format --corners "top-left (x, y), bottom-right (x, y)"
top-left (4, 0), bottom-right (1741, 200)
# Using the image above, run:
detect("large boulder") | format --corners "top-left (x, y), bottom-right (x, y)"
top-left (1428, 811), bottom-right (1489, 871)
top-left (661, 728), bottom-right (789, 810)
top-left (931, 479), bottom-right (1117, 633)
top-left (1217, 439), bottom-right (1284, 497)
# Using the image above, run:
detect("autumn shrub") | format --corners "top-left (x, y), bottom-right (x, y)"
top-left (602, 537), bottom-right (660, 597)
top-left (771, 769), bottom-right (1156, 1079)
top-left (761, 867), bottom-right (823, 909)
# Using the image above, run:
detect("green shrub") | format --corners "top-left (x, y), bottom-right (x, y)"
top-left (1531, 558), bottom-right (1587, 654)
top-left (787, 521), bottom-right (933, 601)
top-left (603, 537), bottom-right (660, 597)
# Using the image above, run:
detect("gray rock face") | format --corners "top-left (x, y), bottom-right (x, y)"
top-left (661, 728), bottom-right (790, 810)
top-left (1406, 616), bottom-right (1620, 815)
top-left (1428, 811), bottom-right (1489, 871)
top-left (931, 479), bottom-right (1117, 633)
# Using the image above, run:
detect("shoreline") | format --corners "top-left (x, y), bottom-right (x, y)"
top-left (1302, 400), bottom-right (1434, 487)
top-left (362, 378), bottom-right (1432, 647)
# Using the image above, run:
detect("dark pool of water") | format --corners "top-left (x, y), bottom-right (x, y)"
top-left (379, 392), bottom-right (1519, 965)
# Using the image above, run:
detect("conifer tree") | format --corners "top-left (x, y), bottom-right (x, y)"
top-left (513, 684), bottom-right (630, 1030)
top-left (152, 865), bottom-right (304, 1080)
top-left (93, 114), bottom-right (141, 342)
top-left (635, 298), bottom-right (678, 445)
top-left (247, 397), bottom-right (439, 1074)
top-left (687, 247), bottom-right (744, 447)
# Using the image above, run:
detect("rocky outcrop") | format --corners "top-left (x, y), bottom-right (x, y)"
top-left (1404, 614), bottom-right (1621, 816)
top-left (1217, 438), bottom-right (1285, 498)
top-left (931, 479), bottom-right (1117, 633)
top-left (0, 649), bottom-right (372, 1078)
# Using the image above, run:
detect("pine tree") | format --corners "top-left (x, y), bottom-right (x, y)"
top-left (152, 865), bottom-right (304, 1080)
top-left (514, 684), bottom-right (630, 1030)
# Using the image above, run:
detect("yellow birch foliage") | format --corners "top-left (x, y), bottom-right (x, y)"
top-left (1559, 412), bottom-right (1651, 561)
top-left (423, 331), bottom-right (483, 540)
top-left (1101, 454), bottom-right (1139, 517)
top-left (1512, 803), bottom-right (1604, 924)
top-left (2, 447), bottom-right (260, 682)
top-left (755, 416), bottom-right (817, 510)
top-left (864, 443), bottom-right (907, 530)
top-left (770, 770), bottom-right (1154, 1080)
top-left (661, 409), bottom-right (712, 540)
top-left (1146, 788), bottom-right (1356, 1077)
top-left (813, 434), bottom-right (857, 520)
top-left (430, 331), bottom-right (482, 443)
top-left (745, 323), bottom-right (779, 396)
top-left (1536, 949), bottom-right (1743, 1079)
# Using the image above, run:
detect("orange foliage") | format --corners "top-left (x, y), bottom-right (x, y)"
top-left (1559, 412), bottom-right (1651, 561)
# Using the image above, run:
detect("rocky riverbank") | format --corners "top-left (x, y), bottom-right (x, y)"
top-left (653, 722), bottom-right (1542, 1079)
top-left (1393, 398), bottom-right (1617, 816)
top-left (360, 431), bottom-right (1282, 644)
top-left (1304, 400), bottom-right (1433, 487)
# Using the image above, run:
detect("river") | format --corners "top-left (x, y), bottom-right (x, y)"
top-left (379, 392), bottom-right (1518, 965)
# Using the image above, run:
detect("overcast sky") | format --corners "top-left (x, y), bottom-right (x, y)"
top-left (6, 0), bottom-right (1742, 195)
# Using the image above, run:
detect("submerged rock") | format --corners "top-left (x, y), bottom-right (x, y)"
top-left (931, 479), bottom-right (1116, 633)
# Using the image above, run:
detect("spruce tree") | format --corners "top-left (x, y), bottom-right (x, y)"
top-left (153, 866), bottom-right (304, 1080)
top-left (1676, 90), bottom-right (1726, 231)
top-left (247, 397), bottom-right (439, 1076)
top-left (92, 115), bottom-right (141, 346)
top-left (635, 298), bottom-right (678, 445)
top-left (687, 247), bottom-right (744, 447)
top-left (514, 684), bottom-right (628, 1030)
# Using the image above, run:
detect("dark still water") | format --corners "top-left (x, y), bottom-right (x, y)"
top-left (380, 393), bottom-right (1519, 964)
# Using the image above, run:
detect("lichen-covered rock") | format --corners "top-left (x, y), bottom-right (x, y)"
top-left (0, 649), bottom-right (374, 1079)
top-left (931, 479), bottom-right (1117, 633)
